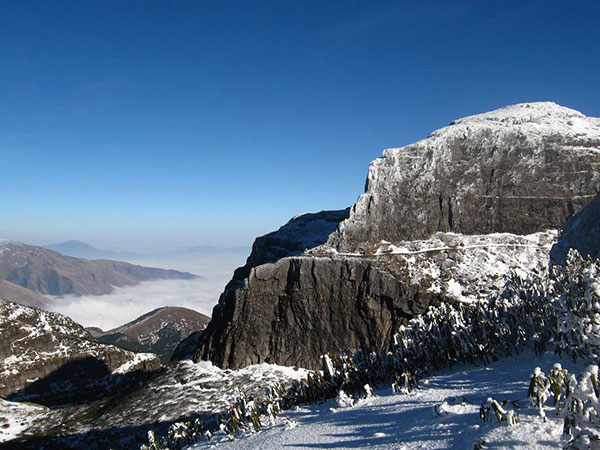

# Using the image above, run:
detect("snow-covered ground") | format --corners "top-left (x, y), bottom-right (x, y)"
top-left (0, 399), bottom-right (47, 443)
top-left (318, 230), bottom-right (556, 304)
top-left (187, 352), bottom-right (578, 449)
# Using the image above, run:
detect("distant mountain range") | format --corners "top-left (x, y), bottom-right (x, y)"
top-left (0, 243), bottom-right (196, 307)
top-left (42, 240), bottom-right (143, 260)
top-left (88, 306), bottom-right (210, 363)
top-left (38, 240), bottom-right (250, 259)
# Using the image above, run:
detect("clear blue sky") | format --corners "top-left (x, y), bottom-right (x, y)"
top-left (2, 1), bottom-right (599, 250)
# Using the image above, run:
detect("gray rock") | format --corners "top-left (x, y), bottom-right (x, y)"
top-left (197, 231), bottom-right (556, 369)
top-left (328, 102), bottom-right (600, 251)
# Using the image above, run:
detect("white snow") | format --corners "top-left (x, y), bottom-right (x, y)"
top-left (319, 230), bottom-right (556, 303)
top-left (0, 400), bottom-right (47, 443)
top-left (186, 352), bottom-right (579, 449)
top-left (113, 352), bottom-right (158, 374)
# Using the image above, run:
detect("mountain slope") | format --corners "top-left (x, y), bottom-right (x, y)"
top-left (196, 102), bottom-right (600, 370)
top-left (0, 280), bottom-right (50, 308)
top-left (0, 299), bottom-right (161, 405)
top-left (0, 243), bottom-right (196, 299)
top-left (92, 306), bottom-right (210, 363)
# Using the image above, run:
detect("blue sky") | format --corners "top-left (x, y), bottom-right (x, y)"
top-left (2, 0), bottom-right (599, 251)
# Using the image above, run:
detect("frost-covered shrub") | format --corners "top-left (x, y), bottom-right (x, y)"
top-left (552, 250), bottom-right (600, 363)
top-left (335, 389), bottom-right (354, 408)
top-left (479, 397), bottom-right (517, 425)
top-left (522, 363), bottom-right (600, 448)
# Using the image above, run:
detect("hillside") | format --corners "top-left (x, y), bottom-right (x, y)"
top-left (0, 279), bottom-right (50, 308)
top-left (0, 299), bottom-right (161, 406)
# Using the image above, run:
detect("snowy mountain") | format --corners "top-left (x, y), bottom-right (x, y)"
top-left (0, 243), bottom-right (196, 303)
top-left (197, 102), bottom-right (600, 370)
top-left (4, 102), bottom-right (600, 449)
top-left (0, 299), bottom-right (161, 406)
top-left (328, 101), bottom-right (600, 250)
top-left (91, 306), bottom-right (210, 363)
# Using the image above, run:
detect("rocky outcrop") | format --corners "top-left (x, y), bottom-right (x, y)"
top-left (198, 231), bottom-right (556, 369)
top-left (551, 191), bottom-right (600, 264)
top-left (328, 102), bottom-right (600, 251)
top-left (196, 102), bottom-right (600, 370)
top-left (228, 209), bottom-right (349, 286)
top-left (92, 306), bottom-right (210, 363)
top-left (0, 299), bottom-right (161, 404)
top-left (0, 243), bottom-right (196, 300)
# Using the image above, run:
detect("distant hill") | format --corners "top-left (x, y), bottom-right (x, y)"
top-left (0, 279), bottom-right (50, 308)
top-left (0, 244), bottom-right (197, 305)
top-left (43, 240), bottom-right (142, 260)
top-left (90, 306), bottom-right (210, 363)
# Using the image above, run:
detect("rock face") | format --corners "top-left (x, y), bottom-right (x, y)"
top-left (550, 191), bottom-right (600, 264)
top-left (196, 102), bottom-right (600, 370)
top-left (228, 209), bottom-right (349, 286)
top-left (0, 299), bottom-right (161, 404)
top-left (329, 102), bottom-right (600, 251)
top-left (0, 243), bottom-right (196, 300)
top-left (92, 306), bottom-right (210, 363)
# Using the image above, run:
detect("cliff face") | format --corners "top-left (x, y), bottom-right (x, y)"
top-left (328, 102), bottom-right (600, 251)
top-left (197, 102), bottom-right (600, 370)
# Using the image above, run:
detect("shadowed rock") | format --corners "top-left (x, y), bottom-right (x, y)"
top-left (550, 191), bottom-right (600, 264)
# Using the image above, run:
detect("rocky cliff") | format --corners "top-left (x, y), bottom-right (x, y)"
top-left (196, 102), bottom-right (600, 370)
top-left (328, 102), bottom-right (600, 251)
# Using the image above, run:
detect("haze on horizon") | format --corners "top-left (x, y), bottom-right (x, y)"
top-left (2, 1), bottom-right (599, 252)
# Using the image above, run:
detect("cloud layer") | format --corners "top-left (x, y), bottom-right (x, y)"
top-left (47, 252), bottom-right (248, 331)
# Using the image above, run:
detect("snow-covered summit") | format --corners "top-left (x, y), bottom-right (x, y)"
top-left (448, 101), bottom-right (599, 134)
top-left (327, 102), bottom-right (600, 251)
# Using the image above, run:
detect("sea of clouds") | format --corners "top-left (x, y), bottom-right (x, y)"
top-left (47, 251), bottom-right (249, 331)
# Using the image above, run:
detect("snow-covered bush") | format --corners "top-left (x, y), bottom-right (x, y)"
top-left (552, 250), bottom-right (600, 363)
top-left (335, 389), bottom-right (354, 408)
top-left (479, 397), bottom-right (517, 425)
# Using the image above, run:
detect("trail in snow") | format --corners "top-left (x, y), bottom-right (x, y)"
top-left (187, 352), bottom-right (578, 449)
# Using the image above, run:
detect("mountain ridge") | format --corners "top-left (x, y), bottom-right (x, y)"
top-left (0, 243), bottom-right (196, 304)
